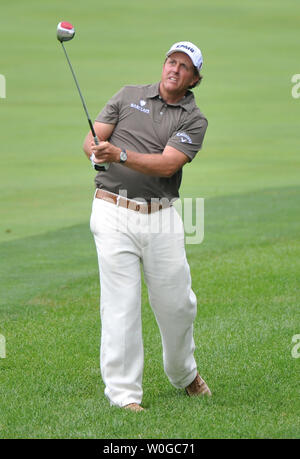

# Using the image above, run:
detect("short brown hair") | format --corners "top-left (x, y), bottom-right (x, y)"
top-left (189, 67), bottom-right (202, 89)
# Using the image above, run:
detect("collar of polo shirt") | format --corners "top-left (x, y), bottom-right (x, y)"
top-left (145, 82), bottom-right (195, 113)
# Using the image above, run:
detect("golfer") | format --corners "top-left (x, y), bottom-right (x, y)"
top-left (83, 41), bottom-right (211, 412)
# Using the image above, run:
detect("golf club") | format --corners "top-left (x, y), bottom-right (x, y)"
top-left (57, 21), bottom-right (108, 171)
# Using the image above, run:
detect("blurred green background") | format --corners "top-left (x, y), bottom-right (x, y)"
top-left (0, 0), bottom-right (299, 439)
top-left (0, 0), bottom-right (299, 240)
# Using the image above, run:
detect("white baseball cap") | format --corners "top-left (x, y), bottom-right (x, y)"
top-left (166, 41), bottom-right (203, 70)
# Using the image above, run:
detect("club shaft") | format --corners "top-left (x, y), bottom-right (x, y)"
top-left (61, 42), bottom-right (97, 139)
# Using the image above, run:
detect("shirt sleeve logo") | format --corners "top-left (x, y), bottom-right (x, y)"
top-left (176, 132), bottom-right (192, 144)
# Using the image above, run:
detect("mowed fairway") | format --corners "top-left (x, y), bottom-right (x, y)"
top-left (0, 0), bottom-right (299, 439)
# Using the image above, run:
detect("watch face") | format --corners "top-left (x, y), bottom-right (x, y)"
top-left (120, 150), bottom-right (127, 162)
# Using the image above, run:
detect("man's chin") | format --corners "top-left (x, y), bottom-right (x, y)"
top-left (160, 81), bottom-right (187, 102)
top-left (163, 81), bottom-right (181, 93)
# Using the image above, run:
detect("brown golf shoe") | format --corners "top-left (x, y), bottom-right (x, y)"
top-left (185, 373), bottom-right (212, 397)
top-left (124, 403), bottom-right (145, 412)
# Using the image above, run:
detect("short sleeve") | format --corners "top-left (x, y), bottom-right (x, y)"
top-left (167, 113), bottom-right (208, 161)
top-left (95, 87), bottom-right (126, 124)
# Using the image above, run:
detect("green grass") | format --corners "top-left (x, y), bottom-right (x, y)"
top-left (1, 187), bottom-right (299, 438)
top-left (0, 0), bottom-right (300, 439)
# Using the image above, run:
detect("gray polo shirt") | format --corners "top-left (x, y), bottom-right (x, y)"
top-left (95, 82), bottom-right (207, 201)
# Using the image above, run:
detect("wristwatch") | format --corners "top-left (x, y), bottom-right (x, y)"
top-left (120, 148), bottom-right (127, 164)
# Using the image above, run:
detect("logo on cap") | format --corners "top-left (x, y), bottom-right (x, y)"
top-left (166, 41), bottom-right (203, 70)
top-left (176, 44), bottom-right (195, 53)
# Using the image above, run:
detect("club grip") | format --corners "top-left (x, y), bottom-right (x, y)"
top-left (94, 135), bottom-right (109, 171)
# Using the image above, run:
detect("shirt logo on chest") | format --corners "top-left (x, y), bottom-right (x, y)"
top-left (130, 99), bottom-right (150, 114)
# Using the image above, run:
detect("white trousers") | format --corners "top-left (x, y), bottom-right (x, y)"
top-left (90, 195), bottom-right (198, 407)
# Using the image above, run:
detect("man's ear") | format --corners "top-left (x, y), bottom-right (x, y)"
top-left (189, 75), bottom-right (200, 89)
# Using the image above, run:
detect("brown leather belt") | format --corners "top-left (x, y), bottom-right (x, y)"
top-left (95, 189), bottom-right (170, 214)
